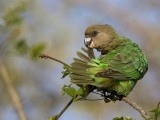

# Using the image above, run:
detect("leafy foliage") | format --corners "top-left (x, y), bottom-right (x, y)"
top-left (2, 2), bottom-right (27, 25)
top-left (113, 117), bottom-right (133, 120)
top-left (48, 115), bottom-right (58, 120)
top-left (149, 102), bottom-right (160, 120)
top-left (61, 85), bottom-right (84, 100)
top-left (61, 65), bottom-right (70, 78)
top-left (1, 2), bottom-right (45, 60)
top-left (29, 43), bottom-right (45, 60)
top-left (62, 86), bottom-right (77, 98)
top-left (76, 87), bottom-right (84, 96)
top-left (15, 40), bottom-right (45, 59)
top-left (14, 39), bottom-right (28, 55)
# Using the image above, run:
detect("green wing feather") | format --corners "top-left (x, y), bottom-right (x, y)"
top-left (70, 48), bottom-right (106, 86)
top-left (98, 42), bottom-right (148, 81)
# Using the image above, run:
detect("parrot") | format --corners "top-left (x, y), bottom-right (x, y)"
top-left (69, 24), bottom-right (148, 99)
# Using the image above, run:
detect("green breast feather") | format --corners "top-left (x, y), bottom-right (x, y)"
top-left (70, 37), bottom-right (148, 96)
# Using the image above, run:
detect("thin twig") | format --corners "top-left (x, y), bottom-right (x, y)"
top-left (122, 97), bottom-right (150, 120)
top-left (83, 98), bottom-right (103, 101)
top-left (39, 54), bottom-right (70, 68)
top-left (56, 98), bottom-right (74, 119)
top-left (0, 61), bottom-right (28, 120)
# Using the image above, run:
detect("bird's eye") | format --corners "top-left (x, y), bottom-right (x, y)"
top-left (92, 31), bottom-right (98, 36)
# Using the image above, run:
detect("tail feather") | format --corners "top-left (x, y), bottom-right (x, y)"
top-left (70, 48), bottom-right (96, 85)
top-left (73, 58), bottom-right (86, 63)
top-left (77, 52), bottom-right (91, 62)
top-left (70, 74), bottom-right (92, 80)
top-left (70, 79), bottom-right (95, 84)
top-left (81, 47), bottom-right (95, 59)
top-left (71, 62), bottom-right (91, 69)
top-left (81, 47), bottom-right (88, 53)
top-left (70, 68), bottom-right (89, 76)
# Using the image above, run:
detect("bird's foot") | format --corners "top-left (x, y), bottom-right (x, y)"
top-left (102, 91), bottom-right (124, 102)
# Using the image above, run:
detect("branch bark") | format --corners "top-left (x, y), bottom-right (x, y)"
top-left (122, 97), bottom-right (150, 120)
top-left (56, 98), bottom-right (74, 119)
top-left (39, 54), bottom-right (70, 68)
top-left (50, 98), bottom-right (74, 120)
top-left (0, 61), bottom-right (28, 120)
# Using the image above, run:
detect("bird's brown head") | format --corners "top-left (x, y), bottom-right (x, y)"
top-left (84, 24), bottom-right (117, 52)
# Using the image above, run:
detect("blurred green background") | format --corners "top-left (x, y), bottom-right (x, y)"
top-left (0, 0), bottom-right (159, 120)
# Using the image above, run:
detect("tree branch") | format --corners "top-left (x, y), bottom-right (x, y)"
top-left (54, 98), bottom-right (74, 120)
top-left (39, 54), bottom-right (70, 68)
top-left (0, 61), bottom-right (28, 120)
top-left (122, 97), bottom-right (150, 120)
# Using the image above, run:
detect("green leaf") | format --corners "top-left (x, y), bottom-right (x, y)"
top-left (125, 117), bottom-right (132, 120)
top-left (113, 117), bottom-right (124, 120)
top-left (63, 87), bottom-right (77, 98)
top-left (61, 65), bottom-right (70, 79)
top-left (3, 2), bottom-right (27, 25)
top-left (155, 102), bottom-right (160, 120)
top-left (30, 43), bottom-right (45, 60)
top-left (48, 115), bottom-right (58, 120)
top-left (61, 85), bottom-right (68, 96)
top-left (15, 39), bottom-right (28, 55)
top-left (76, 87), bottom-right (84, 96)
top-left (61, 70), bottom-right (69, 79)
top-left (149, 102), bottom-right (160, 120)
top-left (113, 117), bottom-right (132, 120)
top-left (150, 109), bottom-right (157, 112)
top-left (62, 85), bottom-right (68, 88)
top-left (61, 89), bottom-right (65, 96)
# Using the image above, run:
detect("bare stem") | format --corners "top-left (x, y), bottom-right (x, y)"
top-left (39, 54), bottom-right (70, 68)
top-left (83, 98), bottom-right (103, 101)
top-left (56, 98), bottom-right (74, 119)
top-left (122, 97), bottom-right (150, 120)
top-left (0, 61), bottom-right (28, 120)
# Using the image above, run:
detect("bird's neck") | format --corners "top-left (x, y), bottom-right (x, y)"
top-left (101, 36), bottom-right (128, 55)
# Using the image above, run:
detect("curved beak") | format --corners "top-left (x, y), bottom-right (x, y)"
top-left (84, 37), bottom-right (92, 47)
top-left (84, 37), bottom-right (96, 49)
